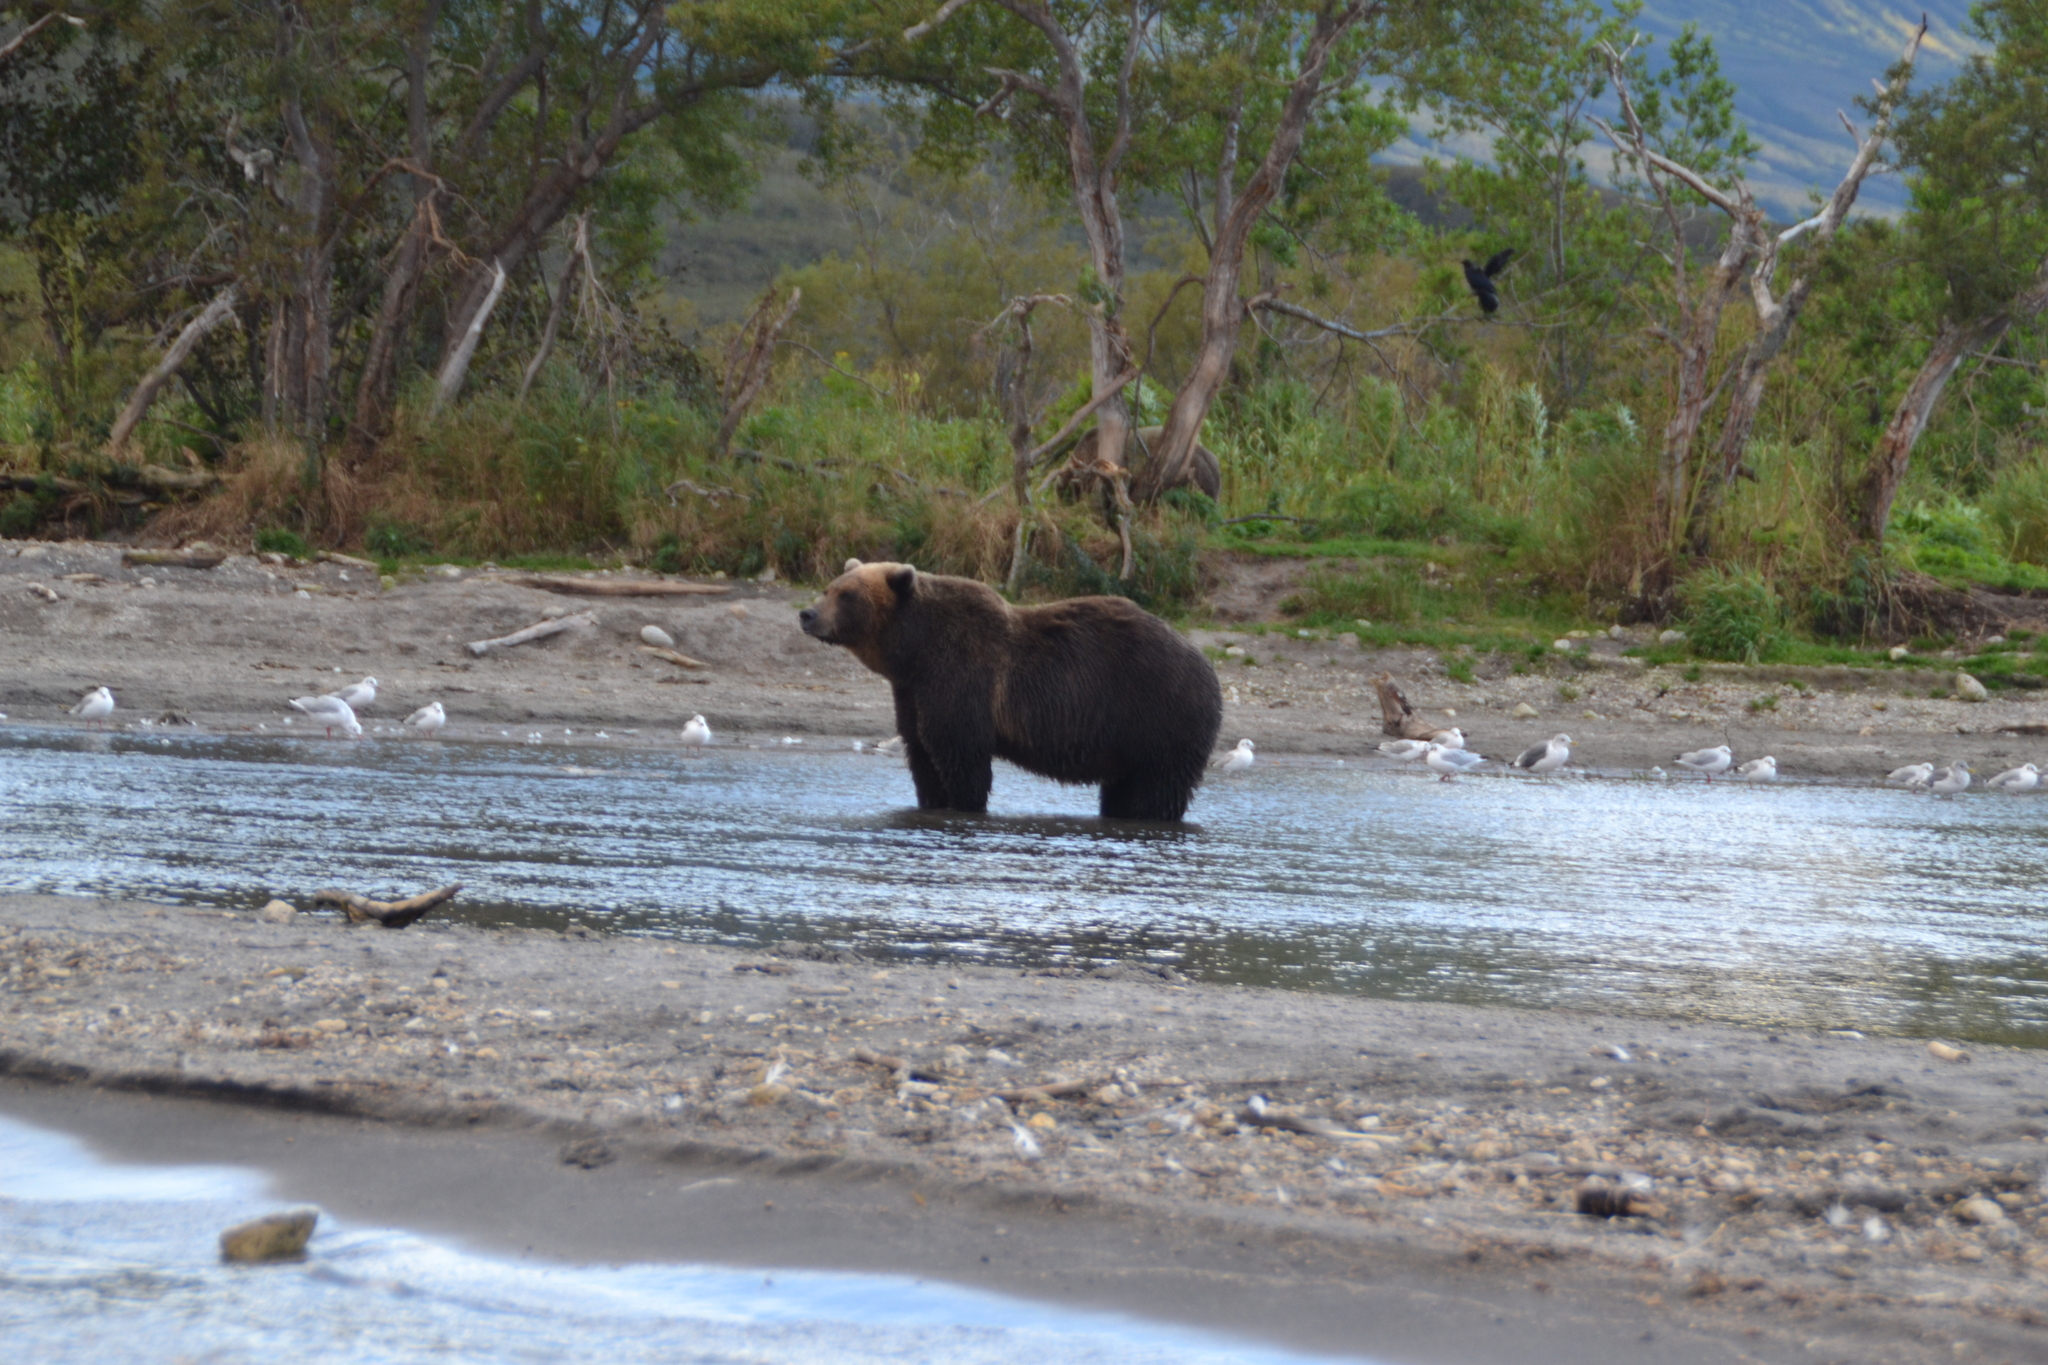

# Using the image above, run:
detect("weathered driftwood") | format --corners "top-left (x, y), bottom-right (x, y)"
top-left (640, 644), bottom-right (708, 670)
top-left (1372, 672), bottom-right (1442, 740)
top-left (466, 611), bottom-right (594, 656)
top-left (316, 550), bottom-right (378, 570)
top-left (107, 283), bottom-right (242, 455)
top-left (122, 549), bottom-right (225, 569)
top-left (312, 883), bottom-right (462, 928)
top-left (514, 574), bottom-right (728, 598)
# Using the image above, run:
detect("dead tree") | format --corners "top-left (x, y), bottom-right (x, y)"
top-left (105, 284), bottom-right (241, 455)
top-left (715, 287), bottom-right (801, 456)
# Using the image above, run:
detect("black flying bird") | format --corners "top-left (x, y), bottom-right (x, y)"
top-left (1460, 248), bottom-right (1515, 314)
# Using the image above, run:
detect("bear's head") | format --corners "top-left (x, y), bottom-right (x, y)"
top-left (799, 559), bottom-right (917, 671)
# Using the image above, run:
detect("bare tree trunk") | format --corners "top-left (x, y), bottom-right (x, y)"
top-left (1136, 1), bottom-right (1373, 502)
top-left (1858, 306), bottom-right (2038, 543)
top-left (106, 284), bottom-right (240, 455)
top-left (1655, 223), bottom-right (1757, 533)
top-left (430, 260), bottom-right (507, 415)
top-left (517, 213), bottom-right (588, 404)
top-left (714, 287), bottom-right (801, 455)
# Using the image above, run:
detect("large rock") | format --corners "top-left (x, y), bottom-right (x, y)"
top-left (220, 1207), bottom-right (319, 1263)
top-left (257, 899), bottom-right (296, 924)
top-left (1954, 672), bottom-right (1989, 702)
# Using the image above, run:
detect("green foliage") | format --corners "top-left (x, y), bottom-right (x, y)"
top-left (1681, 566), bottom-right (1783, 663)
top-left (255, 527), bottom-right (311, 559)
top-left (365, 519), bottom-right (430, 560)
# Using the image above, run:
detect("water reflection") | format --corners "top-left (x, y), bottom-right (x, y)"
top-left (1, 725), bottom-right (2044, 1045)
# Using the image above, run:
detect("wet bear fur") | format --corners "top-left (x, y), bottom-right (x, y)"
top-left (799, 561), bottom-right (1222, 821)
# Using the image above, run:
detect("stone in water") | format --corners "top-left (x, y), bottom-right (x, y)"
top-left (220, 1207), bottom-right (319, 1263)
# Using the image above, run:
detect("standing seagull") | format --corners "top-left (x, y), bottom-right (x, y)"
top-left (1424, 743), bottom-right (1487, 782)
top-left (1987, 763), bottom-right (2040, 792)
top-left (1460, 248), bottom-right (1515, 314)
top-left (1885, 762), bottom-right (1935, 791)
top-left (1512, 733), bottom-right (1572, 775)
top-left (1428, 726), bottom-right (1466, 750)
top-left (1216, 738), bottom-right (1256, 775)
top-left (1928, 761), bottom-right (1971, 797)
top-left (402, 701), bottom-right (446, 737)
top-left (1377, 738), bottom-right (1431, 762)
top-left (69, 686), bottom-right (115, 729)
top-left (328, 676), bottom-right (377, 710)
top-left (680, 714), bottom-right (713, 755)
top-left (1676, 745), bottom-right (1734, 781)
top-left (1735, 755), bottom-right (1777, 781)
top-left (288, 694), bottom-right (361, 739)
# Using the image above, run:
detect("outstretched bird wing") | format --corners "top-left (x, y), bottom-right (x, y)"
top-left (1482, 247), bottom-right (1516, 278)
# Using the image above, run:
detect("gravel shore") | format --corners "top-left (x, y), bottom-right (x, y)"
top-left (7, 536), bottom-right (2048, 779)
top-left (4, 892), bottom-right (2045, 1364)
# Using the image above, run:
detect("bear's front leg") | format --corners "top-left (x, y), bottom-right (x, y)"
top-left (893, 683), bottom-right (993, 812)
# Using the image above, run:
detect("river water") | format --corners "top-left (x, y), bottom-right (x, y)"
top-left (2, 725), bottom-right (2044, 1045)
top-left (0, 1112), bottom-right (1355, 1364)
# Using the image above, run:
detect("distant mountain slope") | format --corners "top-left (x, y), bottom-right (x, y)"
top-left (1639, 1), bottom-right (1975, 214)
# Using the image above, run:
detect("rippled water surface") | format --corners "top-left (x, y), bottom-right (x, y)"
top-left (2, 726), bottom-right (2044, 1043)
top-left (0, 1113), bottom-right (1354, 1364)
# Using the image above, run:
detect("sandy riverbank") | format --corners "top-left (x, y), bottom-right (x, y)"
top-left (3, 892), bottom-right (2045, 1365)
top-left (8, 537), bottom-right (2048, 778)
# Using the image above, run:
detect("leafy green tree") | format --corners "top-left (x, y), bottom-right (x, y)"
top-left (1858, 0), bottom-right (2048, 545)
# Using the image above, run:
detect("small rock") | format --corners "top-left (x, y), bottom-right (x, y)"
top-left (748, 1083), bottom-right (791, 1107)
top-left (220, 1207), bottom-right (319, 1263)
top-left (640, 624), bottom-right (676, 649)
top-left (312, 1018), bottom-right (347, 1033)
top-left (755, 566), bottom-right (777, 583)
top-left (728, 603), bottom-right (750, 619)
top-left (1512, 703), bottom-right (1539, 719)
top-left (1552, 638), bottom-right (1573, 652)
top-left (1954, 672), bottom-right (1989, 702)
top-left (1889, 645), bottom-right (1909, 661)
top-left (559, 1137), bottom-right (614, 1169)
top-left (1658, 629), bottom-right (1686, 646)
top-left (257, 899), bottom-right (296, 924)
top-left (1953, 1197), bottom-right (2005, 1225)
top-left (1608, 625), bottom-right (1626, 640)
top-left (1926, 1039), bottom-right (1970, 1063)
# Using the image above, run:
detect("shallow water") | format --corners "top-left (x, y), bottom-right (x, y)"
top-left (2, 726), bottom-right (2045, 1044)
top-left (0, 1113), bottom-right (1359, 1364)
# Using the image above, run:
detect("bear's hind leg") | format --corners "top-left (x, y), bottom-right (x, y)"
top-left (1099, 772), bottom-right (1194, 822)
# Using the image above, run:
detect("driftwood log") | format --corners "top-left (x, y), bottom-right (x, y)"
top-left (1372, 672), bottom-right (1448, 740)
top-left (316, 550), bottom-right (378, 570)
top-left (312, 883), bottom-right (462, 928)
top-left (514, 574), bottom-right (729, 598)
top-left (122, 549), bottom-right (225, 569)
top-left (467, 611), bottom-right (594, 656)
top-left (640, 644), bottom-right (708, 670)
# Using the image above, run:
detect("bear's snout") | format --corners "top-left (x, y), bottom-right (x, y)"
top-left (798, 605), bottom-right (822, 636)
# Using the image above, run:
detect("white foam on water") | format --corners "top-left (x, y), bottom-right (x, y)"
top-left (0, 1115), bottom-right (1371, 1364)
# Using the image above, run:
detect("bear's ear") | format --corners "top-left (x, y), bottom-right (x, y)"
top-left (843, 558), bottom-right (863, 573)
top-left (884, 564), bottom-right (917, 599)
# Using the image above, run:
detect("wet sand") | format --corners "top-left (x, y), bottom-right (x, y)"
top-left (4, 892), bottom-right (2045, 1365)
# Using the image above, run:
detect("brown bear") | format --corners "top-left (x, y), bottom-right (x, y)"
top-left (799, 561), bottom-right (1222, 821)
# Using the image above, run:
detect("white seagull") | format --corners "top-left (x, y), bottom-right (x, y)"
top-left (1676, 745), bottom-right (1734, 781)
top-left (1928, 761), bottom-right (1971, 797)
top-left (288, 693), bottom-right (361, 739)
top-left (1885, 762), bottom-right (1935, 791)
top-left (1512, 733), bottom-right (1572, 775)
top-left (1377, 739), bottom-right (1431, 762)
top-left (680, 714), bottom-right (713, 754)
top-left (876, 734), bottom-right (906, 757)
top-left (1987, 763), bottom-right (2040, 793)
top-left (1215, 738), bottom-right (1255, 774)
top-left (402, 701), bottom-right (446, 736)
top-left (1424, 743), bottom-right (1487, 782)
top-left (1428, 727), bottom-right (1466, 751)
top-left (69, 686), bottom-right (115, 729)
top-left (1735, 755), bottom-right (1777, 781)
top-left (328, 676), bottom-right (377, 710)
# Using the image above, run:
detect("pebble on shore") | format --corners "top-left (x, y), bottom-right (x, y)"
top-left (219, 1207), bottom-right (319, 1263)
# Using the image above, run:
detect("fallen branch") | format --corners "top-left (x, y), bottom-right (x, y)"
top-left (122, 549), bottom-right (225, 569)
top-left (106, 283), bottom-right (242, 455)
top-left (640, 644), bottom-right (709, 669)
top-left (312, 883), bottom-right (462, 928)
top-left (134, 463), bottom-right (222, 494)
top-left (315, 550), bottom-right (379, 570)
top-left (466, 611), bottom-right (594, 656)
top-left (1372, 672), bottom-right (1441, 740)
top-left (514, 574), bottom-right (728, 598)
top-left (992, 1078), bottom-right (1099, 1103)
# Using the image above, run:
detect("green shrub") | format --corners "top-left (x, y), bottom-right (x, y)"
top-left (0, 493), bottom-right (36, 537)
top-left (255, 526), bottom-right (310, 559)
top-left (1682, 566), bottom-right (1784, 663)
top-left (366, 519), bottom-right (430, 560)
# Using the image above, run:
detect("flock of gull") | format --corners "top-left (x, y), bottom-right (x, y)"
top-left (1214, 728), bottom-right (2039, 797)
top-left (51, 683), bottom-right (2040, 797)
